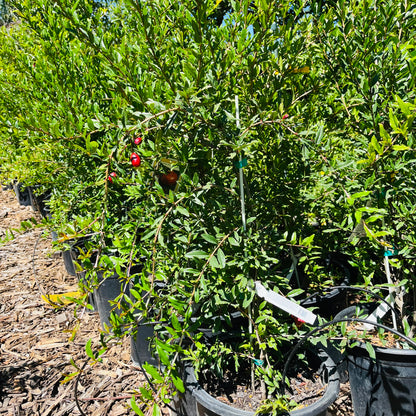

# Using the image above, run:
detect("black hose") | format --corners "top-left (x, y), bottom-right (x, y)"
top-left (300, 284), bottom-right (403, 331)
top-left (74, 357), bottom-right (90, 416)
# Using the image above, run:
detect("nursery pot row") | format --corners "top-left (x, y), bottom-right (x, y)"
top-left (76, 261), bottom-right (159, 368)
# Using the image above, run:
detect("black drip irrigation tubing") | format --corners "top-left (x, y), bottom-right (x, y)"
top-left (301, 284), bottom-right (404, 331)
top-left (280, 316), bottom-right (416, 397)
top-left (74, 356), bottom-right (91, 416)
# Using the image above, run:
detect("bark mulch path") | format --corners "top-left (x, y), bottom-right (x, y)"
top-left (0, 187), bottom-right (160, 416)
top-left (0, 186), bottom-right (353, 415)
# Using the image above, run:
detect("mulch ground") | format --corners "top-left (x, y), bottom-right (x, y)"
top-left (0, 187), bottom-right (154, 416)
top-left (0, 186), bottom-right (353, 415)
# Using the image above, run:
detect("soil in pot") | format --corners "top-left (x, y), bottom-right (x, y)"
top-left (198, 358), bottom-right (327, 412)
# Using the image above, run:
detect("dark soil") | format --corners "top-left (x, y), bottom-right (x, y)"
top-left (199, 357), bottom-right (353, 415)
top-left (0, 186), bottom-right (354, 415)
top-left (200, 364), bottom-right (327, 412)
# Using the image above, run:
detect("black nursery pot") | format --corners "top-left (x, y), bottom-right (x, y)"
top-left (300, 289), bottom-right (346, 320)
top-left (130, 321), bottom-right (159, 367)
top-left (129, 281), bottom-right (168, 368)
top-left (299, 252), bottom-right (357, 319)
top-left (335, 305), bottom-right (416, 416)
top-left (173, 347), bottom-right (340, 416)
top-left (93, 269), bottom-right (132, 330)
top-left (347, 345), bottom-right (416, 416)
top-left (62, 249), bottom-right (76, 276)
top-left (13, 182), bottom-right (31, 206)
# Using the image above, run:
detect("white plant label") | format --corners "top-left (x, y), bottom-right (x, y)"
top-left (255, 281), bottom-right (317, 325)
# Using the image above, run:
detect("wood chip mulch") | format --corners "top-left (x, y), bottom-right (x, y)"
top-left (0, 188), bottom-right (164, 416)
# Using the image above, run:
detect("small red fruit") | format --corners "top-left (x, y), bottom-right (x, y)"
top-left (282, 114), bottom-right (289, 120)
top-left (108, 172), bottom-right (117, 183)
top-left (134, 136), bottom-right (142, 145)
top-left (160, 171), bottom-right (178, 186)
top-left (130, 152), bottom-right (141, 167)
top-left (291, 315), bottom-right (305, 329)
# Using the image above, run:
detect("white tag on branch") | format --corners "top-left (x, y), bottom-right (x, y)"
top-left (255, 281), bottom-right (317, 326)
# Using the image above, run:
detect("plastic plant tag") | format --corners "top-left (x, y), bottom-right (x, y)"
top-left (255, 281), bottom-right (317, 325)
top-left (361, 292), bottom-right (396, 330)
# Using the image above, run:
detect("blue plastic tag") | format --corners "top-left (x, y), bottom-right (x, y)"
top-left (384, 248), bottom-right (398, 257)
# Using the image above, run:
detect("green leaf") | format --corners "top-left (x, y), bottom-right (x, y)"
top-left (396, 96), bottom-right (410, 115)
top-left (287, 288), bottom-right (304, 297)
top-left (141, 229), bottom-right (157, 241)
top-left (156, 344), bottom-right (170, 366)
top-left (402, 317), bottom-right (411, 336)
top-left (176, 206), bottom-right (190, 217)
top-left (365, 342), bottom-right (376, 360)
top-left (130, 396), bottom-right (144, 415)
top-left (85, 339), bottom-right (94, 360)
top-left (379, 123), bottom-right (391, 143)
top-left (152, 404), bottom-right (161, 416)
top-left (185, 250), bottom-right (208, 259)
top-left (228, 237), bottom-right (240, 246)
top-left (242, 290), bottom-right (254, 308)
top-left (202, 233), bottom-right (217, 244)
top-left (171, 374), bottom-right (185, 393)
top-left (130, 288), bottom-right (142, 301)
top-left (389, 108), bottom-right (400, 132)
top-left (171, 314), bottom-right (181, 331)
top-left (392, 144), bottom-right (410, 151)
top-left (315, 125), bottom-right (324, 144)
top-left (370, 136), bottom-right (382, 155)
top-left (209, 255), bottom-right (220, 269)
top-left (216, 248), bottom-right (226, 268)
top-left (139, 386), bottom-right (153, 400)
top-left (301, 234), bottom-right (315, 247)
top-left (350, 191), bottom-right (372, 203)
top-left (143, 363), bottom-right (164, 383)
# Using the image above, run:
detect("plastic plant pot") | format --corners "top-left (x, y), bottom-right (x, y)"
top-left (93, 271), bottom-right (129, 330)
top-left (173, 347), bottom-right (340, 416)
top-left (335, 305), bottom-right (416, 416)
top-left (299, 252), bottom-right (357, 320)
top-left (61, 247), bottom-right (76, 276)
top-left (13, 183), bottom-right (31, 206)
top-left (130, 321), bottom-right (159, 367)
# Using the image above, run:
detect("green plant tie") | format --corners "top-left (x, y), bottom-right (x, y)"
top-left (234, 158), bottom-right (248, 169)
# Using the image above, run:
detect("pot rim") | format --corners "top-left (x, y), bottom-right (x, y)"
top-left (183, 347), bottom-right (340, 416)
